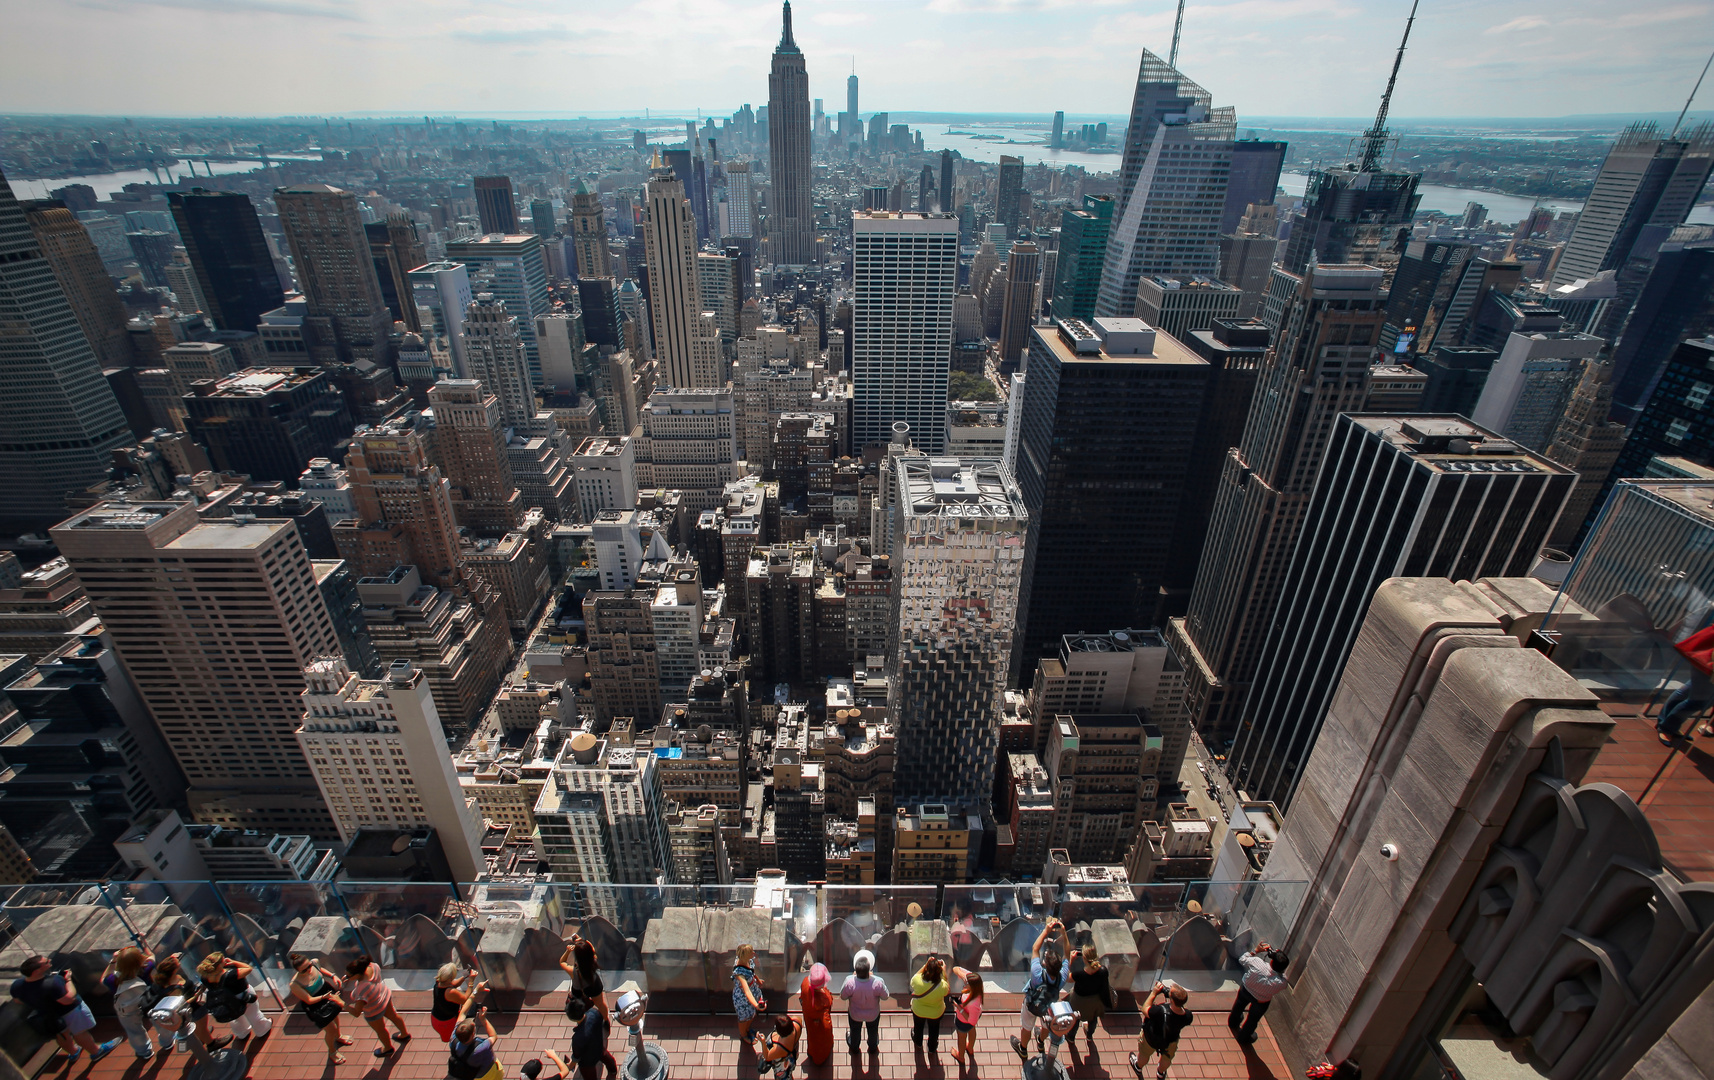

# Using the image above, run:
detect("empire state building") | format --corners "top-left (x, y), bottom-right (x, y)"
top-left (767, 2), bottom-right (815, 266)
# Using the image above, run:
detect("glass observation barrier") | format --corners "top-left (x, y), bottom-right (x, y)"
top-left (1537, 480), bottom-right (1714, 727)
top-left (0, 876), bottom-right (1306, 1060)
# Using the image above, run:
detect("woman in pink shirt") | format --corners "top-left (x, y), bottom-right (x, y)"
top-left (343, 956), bottom-right (412, 1057)
top-left (950, 967), bottom-right (984, 1068)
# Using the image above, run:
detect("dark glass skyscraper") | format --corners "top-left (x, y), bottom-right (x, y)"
top-left (996, 155), bottom-right (1025, 239)
top-left (939, 150), bottom-right (954, 214)
top-left (167, 189), bottom-right (285, 335)
top-left (474, 175), bottom-right (519, 234)
top-left (1013, 317), bottom-right (1209, 677)
top-left (767, 2), bottom-right (815, 265)
top-left (1049, 194), bottom-right (1114, 320)
top-left (1605, 244), bottom-right (1714, 424)
top-left (1220, 140), bottom-right (1287, 233)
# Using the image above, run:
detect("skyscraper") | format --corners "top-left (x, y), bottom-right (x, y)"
top-left (1226, 415), bottom-right (1572, 805)
top-left (569, 181), bottom-right (611, 279)
top-left (939, 149), bottom-right (954, 214)
top-left (0, 171), bottom-right (132, 533)
top-left (996, 240), bottom-right (1040, 364)
top-left (768, 2), bottom-right (816, 266)
top-left (1470, 330), bottom-right (1603, 451)
top-left (365, 214), bottom-right (426, 330)
top-left (890, 457), bottom-right (1028, 813)
top-left (846, 71), bottom-right (860, 137)
top-left (1219, 140), bottom-right (1287, 234)
top-left (1604, 242), bottom-right (1714, 424)
top-left (724, 162), bottom-right (755, 238)
top-left (52, 500), bottom-right (344, 838)
top-left (183, 367), bottom-right (354, 483)
top-left (1095, 53), bottom-right (1235, 317)
top-left (462, 295), bottom-right (536, 430)
top-left (643, 170), bottom-right (709, 388)
top-left (1381, 240), bottom-right (1477, 353)
top-left (996, 155), bottom-right (1025, 239)
top-left (20, 199), bottom-right (134, 370)
top-left (473, 175), bottom-right (519, 234)
top-left (1049, 194), bottom-right (1114, 321)
top-left (850, 211), bottom-right (960, 453)
top-left (1013, 318), bottom-right (1208, 676)
top-left (1169, 264), bottom-right (1387, 750)
top-left (1051, 112), bottom-right (1065, 150)
top-left (443, 232), bottom-right (550, 383)
top-left (299, 656), bottom-right (486, 880)
top-left (408, 260), bottom-right (474, 376)
top-left (1551, 122), bottom-right (1714, 288)
top-left (338, 418), bottom-right (464, 588)
top-left (1280, 9), bottom-right (1423, 273)
top-left (275, 184), bottom-right (394, 365)
top-left (1542, 359), bottom-right (1628, 550)
top-left (427, 379), bottom-right (523, 538)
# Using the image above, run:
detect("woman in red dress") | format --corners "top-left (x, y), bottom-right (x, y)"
top-left (799, 962), bottom-right (834, 1066)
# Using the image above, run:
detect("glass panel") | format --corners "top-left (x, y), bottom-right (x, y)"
top-left (209, 880), bottom-right (350, 995)
top-left (330, 881), bottom-right (466, 987)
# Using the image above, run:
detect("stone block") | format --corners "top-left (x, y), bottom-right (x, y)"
top-left (641, 908), bottom-right (708, 993)
top-left (1328, 859), bottom-right (1399, 971)
top-left (287, 916), bottom-right (354, 967)
top-left (1090, 920), bottom-right (1138, 992)
top-left (702, 907), bottom-right (792, 994)
top-left (1373, 762), bottom-right (1446, 890)
top-left (906, 919), bottom-right (951, 976)
top-left (474, 913), bottom-right (531, 991)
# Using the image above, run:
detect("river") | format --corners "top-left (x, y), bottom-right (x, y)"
top-left (6, 157), bottom-right (317, 201)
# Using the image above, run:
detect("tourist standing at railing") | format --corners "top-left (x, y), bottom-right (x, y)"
top-left (105, 945), bottom-right (171, 1059)
top-left (566, 992), bottom-right (618, 1080)
top-left (196, 952), bottom-right (272, 1043)
top-left (561, 935), bottom-right (608, 1020)
top-left (433, 964), bottom-right (487, 1042)
top-left (1131, 980), bottom-right (1194, 1080)
top-left (754, 1013), bottom-right (802, 1078)
top-left (1067, 944), bottom-right (1117, 1048)
top-left (345, 954), bottom-right (413, 1057)
top-left (1011, 917), bottom-right (1070, 1060)
top-left (839, 949), bottom-right (887, 1056)
top-left (909, 955), bottom-right (950, 1055)
top-left (799, 962), bottom-right (833, 1065)
top-left (732, 943), bottom-right (767, 1044)
top-left (288, 953), bottom-right (354, 1064)
top-left (1229, 942), bottom-right (1288, 1045)
top-left (949, 966), bottom-right (983, 1068)
top-left (13, 954), bottom-right (122, 1064)
top-left (152, 954), bottom-right (225, 1053)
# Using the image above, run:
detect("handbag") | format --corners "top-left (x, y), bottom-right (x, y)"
top-left (1675, 623), bottom-right (1714, 676)
top-left (303, 997), bottom-right (343, 1026)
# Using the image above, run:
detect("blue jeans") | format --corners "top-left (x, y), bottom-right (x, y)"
top-left (1658, 675), bottom-right (1713, 738)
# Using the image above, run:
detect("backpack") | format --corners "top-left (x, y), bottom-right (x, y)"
top-left (1024, 968), bottom-right (1059, 1018)
top-left (448, 1039), bottom-right (486, 1080)
top-left (204, 973), bottom-right (254, 1023)
top-left (113, 978), bottom-right (157, 1022)
top-left (570, 1012), bottom-right (605, 1065)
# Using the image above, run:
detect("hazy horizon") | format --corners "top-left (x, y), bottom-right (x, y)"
top-left (3, 0), bottom-right (1712, 121)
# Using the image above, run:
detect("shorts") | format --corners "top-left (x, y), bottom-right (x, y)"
top-left (62, 1002), bottom-right (97, 1036)
top-left (432, 1015), bottom-right (458, 1042)
top-left (954, 1020), bottom-right (975, 1033)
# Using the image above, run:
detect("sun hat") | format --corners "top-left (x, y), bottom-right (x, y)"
top-left (806, 963), bottom-right (829, 989)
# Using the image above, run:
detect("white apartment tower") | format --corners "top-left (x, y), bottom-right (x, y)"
top-left (889, 457), bottom-right (1028, 812)
top-left (298, 657), bottom-right (485, 880)
top-left (533, 732), bottom-right (672, 885)
top-left (634, 388), bottom-right (738, 510)
top-left (724, 162), bottom-right (755, 238)
top-left (643, 170), bottom-right (709, 389)
top-left (851, 211), bottom-right (960, 453)
top-left (463, 295), bottom-right (536, 430)
top-left (571, 436), bottom-right (639, 522)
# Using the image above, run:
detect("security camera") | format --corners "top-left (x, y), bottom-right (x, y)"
top-left (1379, 843), bottom-right (1399, 862)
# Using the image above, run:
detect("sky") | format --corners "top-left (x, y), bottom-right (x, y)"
top-left (2, 0), bottom-right (1712, 121)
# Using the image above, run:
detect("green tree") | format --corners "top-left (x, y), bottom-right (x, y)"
top-left (948, 370), bottom-right (998, 402)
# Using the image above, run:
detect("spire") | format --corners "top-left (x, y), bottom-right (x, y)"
top-left (1359, 0), bottom-right (1420, 172)
top-left (778, 1), bottom-right (799, 52)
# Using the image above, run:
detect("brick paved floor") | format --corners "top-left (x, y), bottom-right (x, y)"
top-left (31, 990), bottom-right (1290, 1080)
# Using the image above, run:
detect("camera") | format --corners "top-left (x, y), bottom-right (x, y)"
top-left (1379, 843), bottom-right (1399, 862)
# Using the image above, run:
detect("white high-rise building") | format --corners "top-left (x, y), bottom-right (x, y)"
top-left (1471, 330), bottom-right (1605, 452)
top-left (533, 732), bottom-right (672, 885)
top-left (297, 657), bottom-right (485, 880)
top-left (634, 388), bottom-right (738, 510)
top-left (571, 436), bottom-right (638, 522)
top-left (409, 261), bottom-right (474, 376)
top-left (724, 162), bottom-right (754, 238)
top-left (591, 508), bottom-right (647, 591)
top-left (643, 170), bottom-right (708, 389)
top-left (299, 458), bottom-right (356, 521)
top-left (851, 211), bottom-right (960, 453)
top-left (463, 295), bottom-right (535, 430)
top-left (1095, 66), bottom-right (1236, 318)
top-left (648, 555), bottom-right (704, 698)
top-left (889, 457), bottom-right (1028, 812)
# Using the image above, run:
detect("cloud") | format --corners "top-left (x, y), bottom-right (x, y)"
top-left (1484, 13), bottom-right (1548, 33)
top-left (68, 0), bottom-right (361, 19)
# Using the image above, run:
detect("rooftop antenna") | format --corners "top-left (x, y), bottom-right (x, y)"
top-left (1169, 0), bottom-right (1187, 68)
top-left (1672, 45), bottom-right (1714, 136)
top-left (1360, 0), bottom-right (1421, 172)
